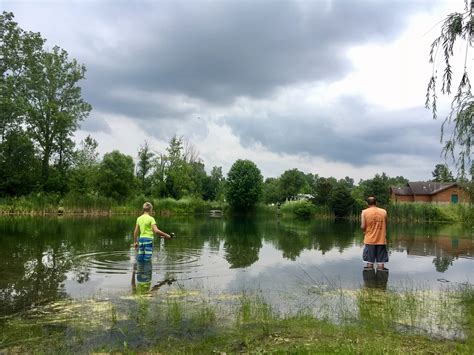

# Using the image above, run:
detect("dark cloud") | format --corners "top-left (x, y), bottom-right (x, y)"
top-left (224, 99), bottom-right (442, 166)
top-left (4, 0), bottom-right (435, 119)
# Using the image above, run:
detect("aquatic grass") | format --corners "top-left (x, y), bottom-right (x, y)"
top-left (1, 285), bottom-right (473, 353)
top-left (387, 202), bottom-right (473, 223)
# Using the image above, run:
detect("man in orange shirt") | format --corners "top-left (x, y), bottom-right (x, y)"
top-left (361, 196), bottom-right (388, 270)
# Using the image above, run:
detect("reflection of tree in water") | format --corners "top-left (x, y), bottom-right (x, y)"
top-left (273, 219), bottom-right (355, 259)
top-left (0, 216), bottom-right (132, 316)
top-left (224, 218), bottom-right (262, 268)
top-left (432, 255), bottom-right (455, 273)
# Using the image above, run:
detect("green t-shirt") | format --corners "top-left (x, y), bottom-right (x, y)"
top-left (136, 214), bottom-right (156, 237)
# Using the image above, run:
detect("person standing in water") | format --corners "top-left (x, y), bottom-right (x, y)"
top-left (361, 196), bottom-right (388, 270)
top-left (133, 202), bottom-right (172, 262)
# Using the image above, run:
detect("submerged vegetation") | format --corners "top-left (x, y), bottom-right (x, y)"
top-left (0, 285), bottom-right (472, 353)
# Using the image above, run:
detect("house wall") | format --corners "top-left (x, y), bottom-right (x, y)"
top-left (413, 195), bottom-right (431, 203)
top-left (395, 194), bottom-right (414, 202)
top-left (431, 186), bottom-right (470, 203)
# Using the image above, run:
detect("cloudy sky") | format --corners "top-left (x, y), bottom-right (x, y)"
top-left (4, 0), bottom-right (467, 181)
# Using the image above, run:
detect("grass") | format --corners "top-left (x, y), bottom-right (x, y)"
top-left (0, 193), bottom-right (227, 216)
top-left (1, 285), bottom-right (472, 353)
top-left (387, 202), bottom-right (473, 223)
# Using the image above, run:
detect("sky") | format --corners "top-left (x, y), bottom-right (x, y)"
top-left (3, 0), bottom-right (468, 181)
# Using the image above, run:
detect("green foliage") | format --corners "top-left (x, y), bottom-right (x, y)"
top-left (203, 166), bottom-right (225, 201)
top-left (431, 163), bottom-right (455, 182)
top-left (96, 151), bottom-right (136, 201)
top-left (280, 200), bottom-right (331, 219)
top-left (262, 177), bottom-right (280, 204)
top-left (1, 11), bottom-right (90, 192)
top-left (426, 3), bottom-right (474, 174)
top-left (136, 140), bottom-right (154, 196)
top-left (0, 130), bottom-right (40, 196)
top-left (358, 173), bottom-right (391, 206)
top-left (329, 184), bottom-right (355, 218)
top-left (313, 177), bottom-right (336, 205)
top-left (386, 202), bottom-right (468, 223)
top-left (278, 169), bottom-right (308, 201)
top-left (226, 160), bottom-right (263, 210)
top-left (21, 46), bottom-right (91, 186)
top-left (292, 200), bottom-right (315, 219)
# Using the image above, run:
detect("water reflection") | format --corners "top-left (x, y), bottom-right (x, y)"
top-left (362, 268), bottom-right (389, 290)
top-left (131, 261), bottom-right (176, 294)
top-left (0, 216), bottom-right (472, 316)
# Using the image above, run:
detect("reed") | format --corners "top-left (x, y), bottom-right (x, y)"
top-left (1, 284), bottom-right (472, 353)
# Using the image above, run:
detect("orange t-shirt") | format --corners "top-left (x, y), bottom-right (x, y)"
top-left (362, 207), bottom-right (387, 245)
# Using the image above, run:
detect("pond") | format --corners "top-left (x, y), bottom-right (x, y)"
top-left (0, 215), bottom-right (472, 318)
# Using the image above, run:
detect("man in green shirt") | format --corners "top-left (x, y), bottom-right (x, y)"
top-left (133, 202), bottom-right (172, 262)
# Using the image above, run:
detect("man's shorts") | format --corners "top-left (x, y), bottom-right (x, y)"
top-left (137, 236), bottom-right (153, 262)
top-left (363, 244), bottom-right (388, 263)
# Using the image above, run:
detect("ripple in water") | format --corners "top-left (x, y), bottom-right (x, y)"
top-left (72, 249), bottom-right (207, 276)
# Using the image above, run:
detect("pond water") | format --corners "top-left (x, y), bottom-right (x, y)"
top-left (0, 215), bottom-right (472, 317)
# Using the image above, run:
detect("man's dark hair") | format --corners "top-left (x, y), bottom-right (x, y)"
top-left (367, 196), bottom-right (377, 206)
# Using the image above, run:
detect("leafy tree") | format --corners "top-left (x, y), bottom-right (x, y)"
top-left (426, 1), bottom-right (474, 174)
top-left (387, 175), bottom-right (409, 187)
top-left (21, 46), bottom-right (91, 187)
top-left (279, 169), bottom-right (308, 201)
top-left (136, 141), bottom-right (154, 195)
top-left (0, 130), bottom-right (40, 195)
top-left (96, 151), bottom-right (136, 201)
top-left (314, 177), bottom-right (336, 205)
top-left (203, 166), bottom-right (225, 201)
top-left (188, 160), bottom-right (207, 197)
top-left (68, 136), bottom-right (99, 195)
top-left (262, 177), bottom-right (281, 204)
top-left (165, 136), bottom-right (192, 198)
top-left (359, 173), bottom-right (391, 206)
top-left (431, 163), bottom-right (455, 182)
top-left (0, 12), bottom-right (44, 141)
top-left (329, 184), bottom-right (355, 218)
top-left (226, 159), bottom-right (263, 210)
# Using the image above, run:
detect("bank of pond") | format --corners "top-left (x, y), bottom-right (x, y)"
top-left (0, 193), bottom-right (473, 224)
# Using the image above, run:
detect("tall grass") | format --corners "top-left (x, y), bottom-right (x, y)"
top-left (0, 193), bottom-right (227, 215)
top-left (1, 285), bottom-right (472, 353)
top-left (387, 202), bottom-right (473, 223)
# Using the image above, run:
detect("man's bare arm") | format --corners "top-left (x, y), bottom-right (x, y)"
top-left (360, 211), bottom-right (366, 230)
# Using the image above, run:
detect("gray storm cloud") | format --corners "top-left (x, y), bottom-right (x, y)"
top-left (4, 0), bottom-right (441, 170)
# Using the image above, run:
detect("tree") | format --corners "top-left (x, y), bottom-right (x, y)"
top-left (226, 159), bottom-right (263, 210)
top-left (21, 46), bottom-right (91, 187)
top-left (262, 177), bottom-right (281, 204)
top-left (329, 184), bottom-right (355, 218)
top-left (0, 12), bottom-right (45, 141)
top-left (314, 177), bottom-right (336, 205)
top-left (278, 169), bottom-right (308, 201)
top-left (68, 136), bottom-right (99, 195)
top-left (359, 173), bottom-right (391, 206)
top-left (96, 151), bottom-right (136, 201)
top-left (136, 141), bottom-right (154, 195)
top-left (203, 166), bottom-right (225, 201)
top-left (426, 1), bottom-right (474, 174)
top-left (431, 163), bottom-right (455, 182)
top-left (0, 130), bottom-right (40, 195)
top-left (164, 135), bottom-right (192, 198)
